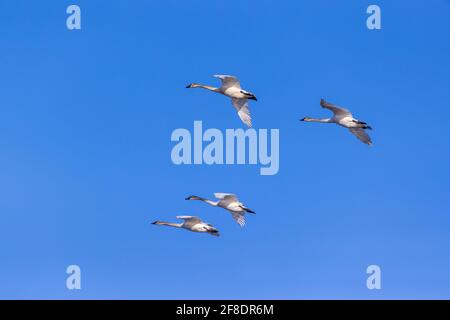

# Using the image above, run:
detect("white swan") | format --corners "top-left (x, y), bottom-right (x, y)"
top-left (185, 193), bottom-right (255, 227)
top-left (300, 99), bottom-right (373, 145)
top-left (152, 216), bottom-right (220, 237)
top-left (186, 75), bottom-right (257, 127)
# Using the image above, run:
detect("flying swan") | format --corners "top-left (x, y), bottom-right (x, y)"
top-left (186, 75), bottom-right (257, 127)
top-left (151, 216), bottom-right (220, 237)
top-left (300, 99), bottom-right (373, 145)
top-left (185, 193), bottom-right (255, 227)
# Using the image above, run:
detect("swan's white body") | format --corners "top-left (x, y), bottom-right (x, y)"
top-left (152, 216), bottom-right (220, 236)
top-left (186, 193), bottom-right (255, 227)
top-left (186, 75), bottom-right (256, 127)
top-left (301, 99), bottom-right (373, 145)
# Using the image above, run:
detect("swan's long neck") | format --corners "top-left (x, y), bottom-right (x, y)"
top-left (187, 195), bottom-right (219, 206)
top-left (303, 117), bottom-right (333, 123)
top-left (196, 197), bottom-right (218, 206)
top-left (190, 84), bottom-right (221, 93)
top-left (203, 199), bottom-right (219, 206)
top-left (154, 221), bottom-right (182, 228)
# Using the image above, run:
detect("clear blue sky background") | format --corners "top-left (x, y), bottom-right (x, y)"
top-left (0, 0), bottom-right (449, 299)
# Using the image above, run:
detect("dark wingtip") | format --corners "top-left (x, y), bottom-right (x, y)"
top-left (151, 221), bottom-right (158, 225)
top-left (186, 84), bottom-right (192, 88)
top-left (299, 117), bottom-right (305, 121)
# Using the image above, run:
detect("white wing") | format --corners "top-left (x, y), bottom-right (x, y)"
top-left (176, 216), bottom-right (202, 224)
top-left (230, 211), bottom-right (246, 227)
top-left (214, 193), bottom-right (237, 201)
top-left (215, 193), bottom-right (239, 207)
top-left (214, 74), bottom-right (241, 89)
top-left (349, 128), bottom-right (372, 145)
top-left (231, 98), bottom-right (252, 127)
top-left (320, 99), bottom-right (352, 117)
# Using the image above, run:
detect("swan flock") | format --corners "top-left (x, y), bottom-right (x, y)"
top-left (153, 75), bottom-right (374, 237)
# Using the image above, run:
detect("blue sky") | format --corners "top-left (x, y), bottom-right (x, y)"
top-left (0, 0), bottom-right (449, 299)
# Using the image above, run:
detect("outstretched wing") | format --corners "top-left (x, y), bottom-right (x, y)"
top-left (320, 99), bottom-right (352, 117)
top-left (230, 211), bottom-right (246, 227)
top-left (231, 98), bottom-right (252, 127)
top-left (349, 128), bottom-right (372, 145)
top-left (214, 193), bottom-right (238, 201)
top-left (176, 216), bottom-right (202, 226)
top-left (214, 74), bottom-right (241, 89)
top-left (215, 193), bottom-right (239, 207)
